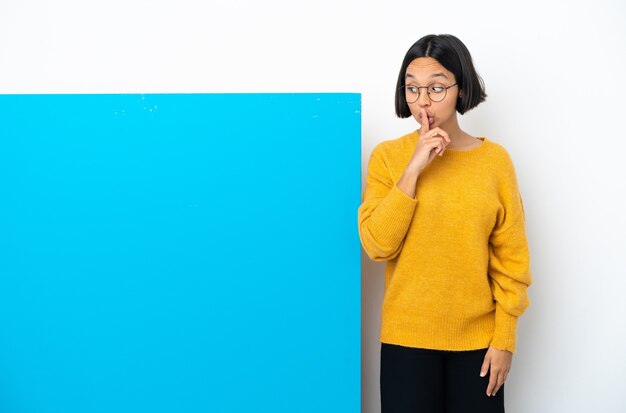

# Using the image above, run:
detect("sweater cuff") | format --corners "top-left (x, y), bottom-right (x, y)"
top-left (490, 301), bottom-right (519, 353)
top-left (389, 182), bottom-right (417, 204)
top-left (371, 183), bottom-right (417, 243)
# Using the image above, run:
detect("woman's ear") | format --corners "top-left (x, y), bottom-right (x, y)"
top-left (458, 89), bottom-right (464, 99)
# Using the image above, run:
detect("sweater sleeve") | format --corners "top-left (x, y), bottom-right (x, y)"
top-left (357, 143), bottom-right (418, 262)
top-left (488, 152), bottom-right (533, 353)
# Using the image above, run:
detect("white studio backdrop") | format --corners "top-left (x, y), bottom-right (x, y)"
top-left (1, 1), bottom-right (625, 412)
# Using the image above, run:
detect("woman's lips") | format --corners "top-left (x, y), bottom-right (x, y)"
top-left (420, 111), bottom-right (434, 126)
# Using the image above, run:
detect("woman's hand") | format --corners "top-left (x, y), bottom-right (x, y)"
top-left (480, 345), bottom-right (512, 397)
top-left (409, 108), bottom-right (450, 173)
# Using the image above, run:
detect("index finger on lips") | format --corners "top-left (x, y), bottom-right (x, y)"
top-left (420, 108), bottom-right (429, 134)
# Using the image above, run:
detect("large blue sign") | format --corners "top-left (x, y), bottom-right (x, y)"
top-left (0, 93), bottom-right (361, 413)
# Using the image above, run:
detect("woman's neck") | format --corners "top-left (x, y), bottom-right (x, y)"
top-left (438, 118), bottom-right (467, 147)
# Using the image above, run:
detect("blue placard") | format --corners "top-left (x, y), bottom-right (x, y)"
top-left (0, 93), bottom-right (361, 413)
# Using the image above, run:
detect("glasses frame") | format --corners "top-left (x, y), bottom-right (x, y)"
top-left (400, 82), bottom-right (458, 103)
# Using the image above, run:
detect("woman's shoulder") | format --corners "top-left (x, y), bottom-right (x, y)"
top-left (483, 138), bottom-right (517, 166)
top-left (481, 138), bottom-right (523, 184)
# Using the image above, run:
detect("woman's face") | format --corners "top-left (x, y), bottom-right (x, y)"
top-left (404, 57), bottom-right (460, 130)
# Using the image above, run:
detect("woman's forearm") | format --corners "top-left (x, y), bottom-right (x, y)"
top-left (396, 163), bottom-right (421, 199)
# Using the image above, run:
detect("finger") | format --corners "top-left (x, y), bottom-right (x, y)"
top-left (479, 355), bottom-right (490, 378)
top-left (420, 108), bottom-right (430, 134)
top-left (428, 146), bottom-right (440, 162)
top-left (423, 130), bottom-right (447, 156)
top-left (423, 138), bottom-right (443, 150)
top-left (493, 372), bottom-right (502, 396)
top-left (423, 138), bottom-right (444, 157)
top-left (430, 127), bottom-right (450, 144)
top-left (486, 365), bottom-right (497, 396)
top-left (493, 371), bottom-right (505, 396)
top-left (487, 374), bottom-right (497, 397)
top-left (428, 134), bottom-right (448, 157)
top-left (494, 370), bottom-right (509, 396)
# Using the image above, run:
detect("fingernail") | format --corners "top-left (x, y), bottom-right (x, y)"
top-left (480, 372), bottom-right (485, 377)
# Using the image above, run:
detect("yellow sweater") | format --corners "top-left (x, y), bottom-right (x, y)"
top-left (358, 130), bottom-right (532, 353)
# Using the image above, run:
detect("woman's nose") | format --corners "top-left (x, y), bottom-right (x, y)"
top-left (416, 91), bottom-right (430, 107)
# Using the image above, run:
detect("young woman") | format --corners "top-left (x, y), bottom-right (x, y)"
top-left (358, 34), bottom-right (532, 412)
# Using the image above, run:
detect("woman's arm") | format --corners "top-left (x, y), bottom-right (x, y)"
top-left (357, 144), bottom-right (419, 262)
top-left (488, 151), bottom-right (533, 353)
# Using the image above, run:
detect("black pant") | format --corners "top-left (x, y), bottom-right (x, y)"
top-left (380, 342), bottom-right (505, 413)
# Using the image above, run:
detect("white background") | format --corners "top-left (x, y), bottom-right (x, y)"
top-left (1, 1), bottom-right (625, 411)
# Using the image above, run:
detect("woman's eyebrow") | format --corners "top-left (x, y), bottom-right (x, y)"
top-left (430, 72), bottom-right (448, 79)
top-left (405, 72), bottom-right (449, 80)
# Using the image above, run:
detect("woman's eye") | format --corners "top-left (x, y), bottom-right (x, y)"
top-left (430, 87), bottom-right (444, 93)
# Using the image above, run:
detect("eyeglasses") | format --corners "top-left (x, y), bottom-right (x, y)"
top-left (400, 83), bottom-right (458, 103)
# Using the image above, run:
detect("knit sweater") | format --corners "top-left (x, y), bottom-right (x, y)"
top-left (358, 129), bottom-right (532, 353)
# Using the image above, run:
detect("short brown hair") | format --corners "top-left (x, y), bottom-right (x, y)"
top-left (395, 34), bottom-right (487, 117)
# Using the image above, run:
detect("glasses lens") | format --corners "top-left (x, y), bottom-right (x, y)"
top-left (405, 85), bottom-right (419, 103)
top-left (427, 83), bottom-right (447, 102)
